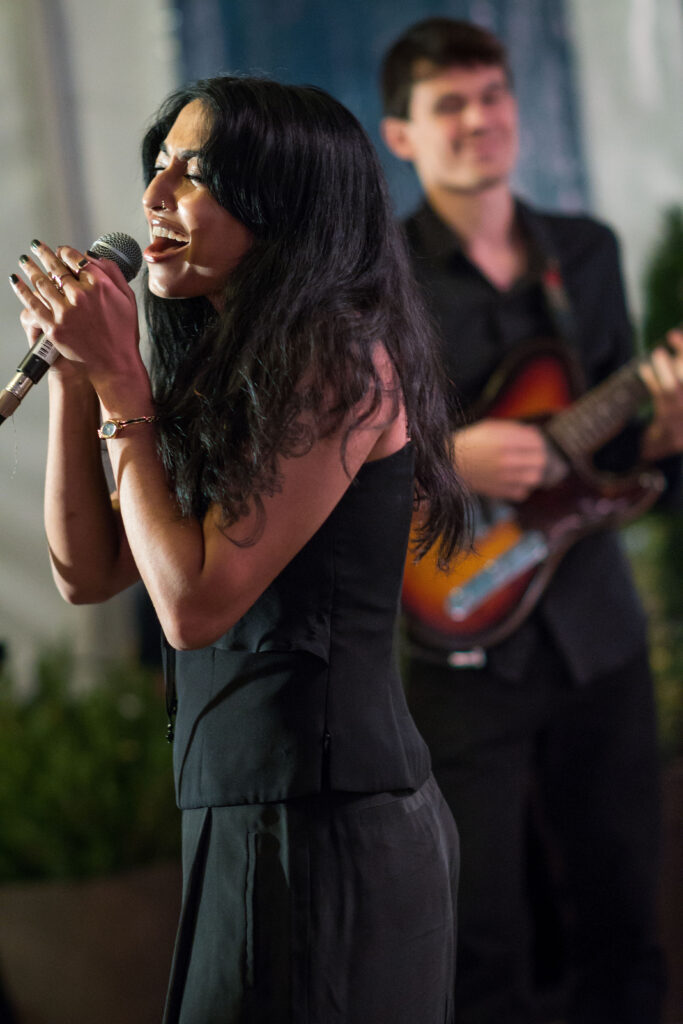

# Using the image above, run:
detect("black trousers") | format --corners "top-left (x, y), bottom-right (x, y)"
top-left (163, 774), bottom-right (459, 1024)
top-left (406, 637), bottom-right (666, 1024)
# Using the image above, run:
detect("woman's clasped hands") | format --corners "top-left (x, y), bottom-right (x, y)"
top-left (9, 239), bottom-right (141, 386)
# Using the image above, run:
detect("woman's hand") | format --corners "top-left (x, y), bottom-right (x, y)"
top-left (10, 239), bottom-right (142, 392)
top-left (12, 252), bottom-right (83, 386)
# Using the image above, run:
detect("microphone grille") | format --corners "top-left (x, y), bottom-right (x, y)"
top-left (90, 232), bottom-right (143, 282)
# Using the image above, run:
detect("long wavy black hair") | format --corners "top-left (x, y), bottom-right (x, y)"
top-left (142, 76), bottom-right (468, 561)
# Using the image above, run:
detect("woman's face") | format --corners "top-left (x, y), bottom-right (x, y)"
top-left (142, 99), bottom-right (253, 309)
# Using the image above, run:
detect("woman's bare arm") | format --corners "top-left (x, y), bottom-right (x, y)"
top-left (13, 242), bottom-right (407, 646)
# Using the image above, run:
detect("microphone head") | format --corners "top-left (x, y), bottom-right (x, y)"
top-left (89, 232), bottom-right (143, 282)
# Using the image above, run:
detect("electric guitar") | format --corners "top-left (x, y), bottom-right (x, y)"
top-left (402, 338), bottom-right (666, 651)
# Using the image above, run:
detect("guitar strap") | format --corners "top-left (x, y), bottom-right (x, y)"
top-left (541, 258), bottom-right (578, 346)
top-left (520, 204), bottom-right (580, 348)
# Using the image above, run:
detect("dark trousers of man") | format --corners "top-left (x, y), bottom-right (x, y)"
top-left (406, 628), bottom-right (666, 1024)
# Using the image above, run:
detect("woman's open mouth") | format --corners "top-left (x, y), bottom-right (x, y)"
top-left (144, 223), bottom-right (190, 262)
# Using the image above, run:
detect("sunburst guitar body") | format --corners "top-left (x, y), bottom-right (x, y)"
top-left (402, 339), bottom-right (665, 651)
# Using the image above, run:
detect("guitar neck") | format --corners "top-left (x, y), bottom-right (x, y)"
top-left (545, 356), bottom-right (649, 458)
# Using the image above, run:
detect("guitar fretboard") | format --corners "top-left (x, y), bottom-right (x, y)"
top-left (546, 358), bottom-right (649, 458)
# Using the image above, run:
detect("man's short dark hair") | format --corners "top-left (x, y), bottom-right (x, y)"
top-left (381, 17), bottom-right (512, 119)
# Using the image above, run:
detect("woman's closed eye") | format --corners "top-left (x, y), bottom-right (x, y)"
top-left (151, 160), bottom-right (203, 182)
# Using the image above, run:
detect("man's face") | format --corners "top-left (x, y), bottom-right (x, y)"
top-left (383, 63), bottom-right (519, 195)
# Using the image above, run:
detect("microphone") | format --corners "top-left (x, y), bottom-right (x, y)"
top-left (0, 232), bottom-right (143, 424)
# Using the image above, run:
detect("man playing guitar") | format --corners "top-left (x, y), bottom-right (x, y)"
top-left (381, 17), bottom-right (683, 1024)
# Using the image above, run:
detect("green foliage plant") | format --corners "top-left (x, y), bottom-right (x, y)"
top-left (625, 204), bottom-right (683, 761)
top-left (0, 649), bottom-right (180, 883)
top-left (642, 206), bottom-right (683, 347)
top-left (624, 516), bottom-right (683, 760)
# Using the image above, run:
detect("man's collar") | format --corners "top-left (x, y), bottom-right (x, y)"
top-left (407, 201), bottom-right (464, 260)
top-left (408, 196), bottom-right (553, 271)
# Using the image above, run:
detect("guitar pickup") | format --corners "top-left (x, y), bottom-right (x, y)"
top-left (446, 531), bottom-right (550, 620)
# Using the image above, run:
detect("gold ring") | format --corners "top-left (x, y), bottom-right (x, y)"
top-left (51, 273), bottom-right (67, 291)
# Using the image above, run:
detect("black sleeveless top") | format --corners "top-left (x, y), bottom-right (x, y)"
top-left (164, 443), bottom-right (431, 809)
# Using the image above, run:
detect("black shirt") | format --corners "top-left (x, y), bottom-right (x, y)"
top-left (403, 200), bottom-right (651, 684)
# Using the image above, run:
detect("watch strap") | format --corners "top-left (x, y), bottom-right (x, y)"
top-left (97, 415), bottom-right (158, 439)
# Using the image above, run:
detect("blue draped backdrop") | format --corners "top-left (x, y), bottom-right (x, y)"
top-left (171, 0), bottom-right (590, 217)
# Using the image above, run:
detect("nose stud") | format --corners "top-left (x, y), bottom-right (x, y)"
top-left (160, 199), bottom-right (167, 210)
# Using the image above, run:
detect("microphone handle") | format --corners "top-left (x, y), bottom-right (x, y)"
top-left (0, 336), bottom-right (59, 423)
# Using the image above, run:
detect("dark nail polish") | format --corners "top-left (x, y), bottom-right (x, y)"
top-left (30, 239), bottom-right (41, 249)
top-left (77, 257), bottom-right (89, 269)
top-left (85, 249), bottom-right (100, 259)
top-left (9, 273), bottom-right (19, 285)
top-left (19, 255), bottom-right (29, 264)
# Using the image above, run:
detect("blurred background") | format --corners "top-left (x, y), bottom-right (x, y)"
top-left (0, 1), bottom-right (680, 1021)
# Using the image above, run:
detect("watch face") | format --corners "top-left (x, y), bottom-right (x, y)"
top-left (100, 420), bottom-right (118, 438)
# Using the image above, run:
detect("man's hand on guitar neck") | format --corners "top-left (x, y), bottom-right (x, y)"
top-left (453, 418), bottom-right (565, 502)
top-left (639, 328), bottom-right (683, 461)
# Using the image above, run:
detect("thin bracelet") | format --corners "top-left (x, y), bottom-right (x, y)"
top-left (97, 415), bottom-right (159, 439)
